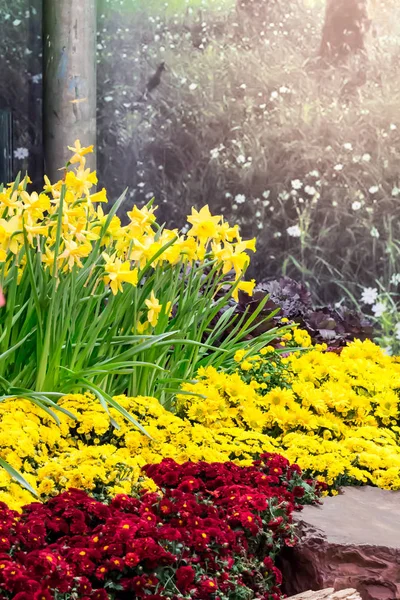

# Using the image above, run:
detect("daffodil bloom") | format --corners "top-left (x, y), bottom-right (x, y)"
top-left (0, 216), bottom-right (23, 255)
top-left (102, 252), bottom-right (138, 295)
top-left (89, 188), bottom-right (108, 204)
top-left (58, 239), bottom-right (92, 271)
top-left (24, 223), bottom-right (49, 246)
top-left (235, 238), bottom-right (256, 253)
top-left (164, 301), bottom-right (173, 317)
top-left (216, 222), bottom-right (240, 243)
top-left (129, 237), bottom-right (163, 269)
top-left (0, 189), bottom-right (21, 213)
top-left (187, 205), bottom-right (222, 240)
top-left (41, 247), bottom-right (56, 271)
top-left (43, 175), bottom-right (61, 198)
top-left (127, 205), bottom-right (157, 231)
top-left (212, 241), bottom-right (252, 277)
top-left (65, 167), bottom-right (98, 199)
top-left (65, 220), bottom-right (99, 244)
top-left (145, 291), bottom-right (162, 327)
top-left (92, 206), bottom-right (122, 242)
top-left (134, 320), bottom-right (151, 334)
top-left (231, 279), bottom-right (256, 302)
top-left (67, 140), bottom-right (94, 166)
top-left (20, 191), bottom-right (51, 218)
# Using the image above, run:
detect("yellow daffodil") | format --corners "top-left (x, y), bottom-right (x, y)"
top-left (145, 290), bottom-right (162, 327)
top-left (187, 205), bottom-right (222, 240)
top-left (231, 279), bottom-right (256, 302)
top-left (58, 238), bottom-right (92, 271)
top-left (102, 252), bottom-right (138, 295)
top-left (67, 139), bottom-right (94, 166)
top-left (89, 187), bottom-right (108, 204)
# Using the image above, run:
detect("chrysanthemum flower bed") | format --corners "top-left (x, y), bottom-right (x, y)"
top-left (0, 338), bottom-right (399, 512)
top-left (0, 456), bottom-right (323, 600)
top-left (181, 337), bottom-right (400, 491)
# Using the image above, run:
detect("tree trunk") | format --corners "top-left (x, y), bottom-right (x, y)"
top-left (43, 0), bottom-right (97, 181)
top-left (319, 0), bottom-right (371, 62)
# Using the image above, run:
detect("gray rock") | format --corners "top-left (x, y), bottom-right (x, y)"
top-left (287, 589), bottom-right (362, 600)
top-left (279, 487), bottom-right (400, 600)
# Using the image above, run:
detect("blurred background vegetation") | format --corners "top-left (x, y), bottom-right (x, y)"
top-left (2, 0), bottom-right (400, 305)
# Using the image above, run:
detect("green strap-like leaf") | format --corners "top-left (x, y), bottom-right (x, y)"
top-left (0, 457), bottom-right (38, 497)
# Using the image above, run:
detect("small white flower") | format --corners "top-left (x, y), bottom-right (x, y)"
top-left (279, 85), bottom-right (290, 94)
top-left (210, 148), bottom-right (220, 159)
top-left (291, 179), bottom-right (302, 190)
top-left (370, 226), bottom-right (379, 238)
top-left (262, 200), bottom-right (270, 207)
top-left (189, 83), bottom-right (198, 91)
top-left (362, 153), bottom-right (371, 162)
top-left (392, 186), bottom-right (400, 197)
top-left (332, 201), bottom-right (338, 207)
top-left (13, 147), bottom-right (29, 160)
top-left (234, 194), bottom-right (246, 204)
top-left (334, 163), bottom-right (344, 171)
top-left (13, 19), bottom-right (21, 26)
top-left (309, 170), bottom-right (319, 177)
top-left (372, 302), bottom-right (386, 317)
top-left (279, 191), bottom-right (290, 201)
top-left (236, 155), bottom-right (246, 164)
top-left (390, 273), bottom-right (400, 286)
top-left (360, 287), bottom-right (378, 305)
top-left (369, 185), bottom-right (379, 194)
top-left (103, 95), bottom-right (113, 102)
top-left (351, 201), bottom-right (362, 211)
top-left (304, 185), bottom-right (317, 196)
top-left (394, 322), bottom-right (400, 341)
top-left (262, 190), bottom-right (270, 199)
top-left (239, 83), bottom-right (247, 90)
top-left (257, 222), bottom-right (263, 229)
top-left (31, 74), bottom-right (42, 84)
top-left (287, 224), bottom-right (301, 238)
top-left (137, 182), bottom-right (145, 188)
top-left (255, 210), bottom-right (262, 217)
top-left (383, 346), bottom-right (393, 356)
top-left (343, 142), bottom-right (353, 151)
top-left (273, 231), bottom-right (282, 238)
top-left (225, 192), bottom-right (232, 199)
top-left (270, 91), bottom-right (279, 100)
top-left (390, 123), bottom-right (397, 131)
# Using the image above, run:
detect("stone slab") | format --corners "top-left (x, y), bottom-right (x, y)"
top-left (287, 589), bottom-right (362, 600)
top-left (296, 486), bottom-right (400, 548)
top-left (278, 487), bottom-right (400, 600)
